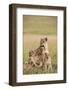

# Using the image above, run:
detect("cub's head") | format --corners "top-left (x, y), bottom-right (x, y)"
top-left (29, 50), bottom-right (34, 57)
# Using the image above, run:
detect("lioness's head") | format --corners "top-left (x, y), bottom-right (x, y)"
top-left (40, 37), bottom-right (48, 47)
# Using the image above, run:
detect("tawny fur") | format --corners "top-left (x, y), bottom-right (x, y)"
top-left (28, 37), bottom-right (52, 71)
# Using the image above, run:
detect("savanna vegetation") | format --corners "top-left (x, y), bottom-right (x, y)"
top-left (23, 15), bottom-right (57, 74)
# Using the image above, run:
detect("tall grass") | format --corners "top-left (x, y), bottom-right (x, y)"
top-left (23, 34), bottom-right (57, 74)
top-left (23, 15), bottom-right (57, 74)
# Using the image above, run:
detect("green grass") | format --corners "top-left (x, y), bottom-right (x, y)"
top-left (23, 15), bottom-right (57, 35)
top-left (23, 15), bottom-right (57, 74)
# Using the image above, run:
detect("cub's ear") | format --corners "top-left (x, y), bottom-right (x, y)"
top-left (40, 38), bottom-right (43, 44)
top-left (40, 38), bottom-right (43, 41)
top-left (40, 38), bottom-right (44, 42)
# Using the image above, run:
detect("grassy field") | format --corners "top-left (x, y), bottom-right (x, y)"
top-left (23, 15), bottom-right (57, 35)
top-left (23, 15), bottom-right (57, 74)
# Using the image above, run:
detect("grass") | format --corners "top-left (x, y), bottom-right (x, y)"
top-left (23, 15), bottom-right (57, 74)
top-left (23, 15), bottom-right (57, 35)
top-left (23, 34), bottom-right (57, 74)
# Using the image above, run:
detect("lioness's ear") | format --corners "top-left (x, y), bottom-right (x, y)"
top-left (45, 37), bottom-right (48, 41)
